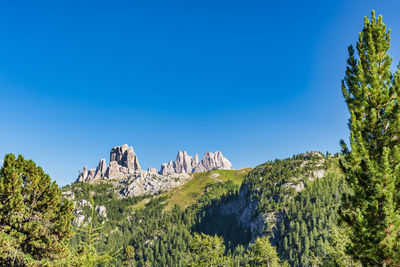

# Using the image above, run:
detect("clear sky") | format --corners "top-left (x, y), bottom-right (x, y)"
top-left (1, 0), bottom-right (400, 186)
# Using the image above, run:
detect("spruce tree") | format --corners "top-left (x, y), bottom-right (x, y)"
top-left (72, 198), bottom-right (120, 266)
top-left (340, 10), bottom-right (400, 266)
top-left (0, 154), bottom-right (74, 265)
top-left (187, 233), bottom-right (232, 267)
top-left (247, 236), bottom-right (289, 267)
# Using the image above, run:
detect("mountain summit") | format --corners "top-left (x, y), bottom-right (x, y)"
top-left (75, 145), bottom-right (234, 197)
top-left (77, 144), bottom-right (141, 182)
top-left (159, 151), bottom-right (233, 175)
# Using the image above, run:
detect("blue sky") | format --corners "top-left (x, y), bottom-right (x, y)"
top-left (1, 0), bottom-right (400, 186)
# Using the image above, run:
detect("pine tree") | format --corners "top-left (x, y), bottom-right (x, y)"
top-left (73, 198), bottom-right (120, 266)
top-left (0, 154), bottom-right (74, 266)
top-left (187, 233), bottom-right (231, 267)
top-left (247, 236), bottom-right (289, 267)
top-left (340, 10), bottom-right (400, 266)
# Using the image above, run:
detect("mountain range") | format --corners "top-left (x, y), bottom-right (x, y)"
top-left (63, 144), bottom-right (343, 266)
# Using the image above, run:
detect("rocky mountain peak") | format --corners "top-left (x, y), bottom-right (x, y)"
top-left (160, 151), bottom-right (233, 175)
top-left (110, 144), bottom-right (141, 171)
top-left (76, 145), bottom-right (234, 197)
top-left (77, 144), bottom-right (141, 182)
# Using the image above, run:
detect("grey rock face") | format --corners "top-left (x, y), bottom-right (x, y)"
top-left (95, 205), bottom-right (107, 218)
top-left (105, 161), bottom-right (121, 180)
top-left (201, 151), bottom-right (233, 170)
top-left (110, 144), bottom-right (141, 171)
top-left (160, 161), bottom-right (175, 175)
top-left (75, 145), bottom-right (233, 198)
top-left (94, 159), bottom-right (107, 180)
top-left (120, 172), bottom-right (191, 197)
top-left (76, 144), bottom-right (142, 182)
top-left (160, 151), bottom-right (233, 175)
top-left (77, 166), bottom-right (88, 182)
top-left (192, 153), bottom-right (199, 168)
top-left (147, 167), bottom-right (158, 174)
top-left (87, 168), bottom-right (96, 180)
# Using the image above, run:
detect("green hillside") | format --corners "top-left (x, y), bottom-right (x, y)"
top-left (61, 153), bottom-right (355, 266)
top-left (165, 168), bottom-right (251, 210)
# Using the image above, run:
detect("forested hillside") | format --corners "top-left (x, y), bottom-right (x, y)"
top-left (63, 169), bottom-right (250, 266)
top-left (62, 152), bottom-right (352, 266)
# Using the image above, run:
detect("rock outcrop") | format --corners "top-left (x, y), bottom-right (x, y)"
top-left (110, 144), bottom-right (141, 171)
top-left (160, 161), bottom-right (175, 175)
top-left (93, 159), bottom-right (107, 180)
top-left (219, 152), bottom-right (327, 243)
top-left (77, 144), bottom-right (141, 182)
top-left (76, 144), bottom-right (234, 197)
top-left (120, 172), bottom-right (191, 197)
top-left (159, 151), bottom-right (233, 175)
top-left (147, 167), bottom-right (158, 174)
top-left (197, 151), bottom-right (233, 171)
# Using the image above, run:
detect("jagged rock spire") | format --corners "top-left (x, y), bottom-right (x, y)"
top-left (159, 151), bottom-right (233, 175)
top-left (77, 144), bottom-right (141, 182)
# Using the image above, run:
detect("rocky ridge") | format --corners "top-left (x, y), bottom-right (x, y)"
top-left (75, 144), bottom-right (233, 197)
top-left (77, 144), bottom-right (141, 182)
top-left (159, 151), bottom-right (233, 175)
top-left (218, 152), bottom-right (328, 243)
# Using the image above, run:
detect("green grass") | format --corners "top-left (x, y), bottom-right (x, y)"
top-left (129, 198), bottom-right (151, 211)
top-left (165, 168), bottom-right (251, 210)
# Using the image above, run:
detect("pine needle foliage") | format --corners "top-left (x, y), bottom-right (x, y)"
top-left (187, 233), bottom-right (232, 267)
top-left (72, 198), bottom-right (121, 266)
top-left (340, 10), bottom-right (400, 266)
top-left (248, 236), bottom-right (289, 267)
top-left (0, 154), bottom-right (74, 266)
top-left (123, 245), bottom-right (136, 266)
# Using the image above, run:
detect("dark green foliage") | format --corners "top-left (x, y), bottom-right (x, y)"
top-left (239, 153), bottom-right (352, 266)
top-left (187, 233), bottom-right (231, 266)
top-left (276, 172), bottom-right (350, 266)
top-left (0, 154), bottom-right (74, 266)
top-left (124, 245), bottom-right (136, 266)
top-left (73, 198), bottom-right (121, 266)
top-left (244, 152), bottom-right (327, 217)
top-left (340, 10), bottom-right (400, 265)
top-left (192, 181), bottom-right (251, 249)
top-left (67, 179), bottom-right (240, 266)
top-left (65, 153), bottom-right (350, 266)
top-left (248, 236), bottom-right (289, 267)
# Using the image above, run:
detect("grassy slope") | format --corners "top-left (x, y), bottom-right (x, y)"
top-left (129, 168), bottom-right (251, 211)
top-left (165, 168), bottom-right (251, 210)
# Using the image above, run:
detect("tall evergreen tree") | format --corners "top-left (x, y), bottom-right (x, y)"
top-left (248, 236), bottom-right (289, 267)
top-left (73, 198), bottom-right (120, 266)
top-left (124, 245), bottom-right (136, 266)
top-left (340, 10), bottom-right (400, 266)
top-left (0, 154), bottom-right (74, 266)
top-left (187, 233), bottom-right (231, 267)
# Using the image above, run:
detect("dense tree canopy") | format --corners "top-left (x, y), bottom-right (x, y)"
top-left (248, 236), bottom-right (289, 267)
top-left (0, 154), bottom-right (74, 266)
top-left (340, 10), bottom-right (400, 266)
